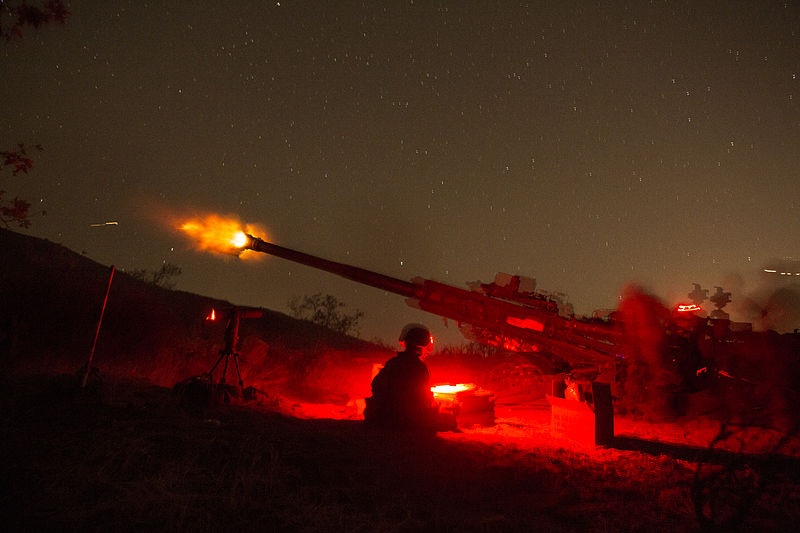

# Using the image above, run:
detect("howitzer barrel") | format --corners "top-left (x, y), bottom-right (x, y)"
top-left (245, 234), bottom-right (419, 299)
top-left (244, 233), bottom-right (621, 368)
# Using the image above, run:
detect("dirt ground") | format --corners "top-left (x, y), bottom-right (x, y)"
top-left (3, 373), bottom-right (799, 532)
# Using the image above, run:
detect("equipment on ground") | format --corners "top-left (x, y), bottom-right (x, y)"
top-left (206, 306), bottom-right (263, 400)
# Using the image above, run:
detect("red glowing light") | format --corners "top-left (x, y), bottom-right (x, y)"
top-left (506, 316), bottom-right (545, 332)
top-left (206, 308), bottom-right (216, 321)
top-left (369, 363), bottom-right (384, 383)
top-left (431, 383), bottom-right (475, 398)
top-left (423, 334), bottom-right (435, 356)
top-left (676, 304), bottom-right (702, 313)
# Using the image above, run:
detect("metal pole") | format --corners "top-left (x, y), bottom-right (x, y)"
top-left (82, 265), bottom-right (115, 388)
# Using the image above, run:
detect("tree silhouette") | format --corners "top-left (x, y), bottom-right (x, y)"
top-left (1, 143), bottom-right (43, 228)
top-left (129, 263), bottom-right (183, 290)
top-left (288, 293), bottom-right (365, 337)
top-left (2, 2), bottom-right (69, 226)
top-left (1, 0), bottom-right (69, 40)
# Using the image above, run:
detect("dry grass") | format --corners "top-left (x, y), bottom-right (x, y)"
top-left (4, 373), bottom-right (800, 532)
top-left (0, 373), bottom-right (747, 532)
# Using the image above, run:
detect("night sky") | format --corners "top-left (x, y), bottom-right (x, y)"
top-left (3, 1), bottom-right (799, 344)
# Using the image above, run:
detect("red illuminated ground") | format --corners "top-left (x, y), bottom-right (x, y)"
top-left (4, 374), bottom-right (800, 532)
top-left (283, 393), bottom-right (800, 459)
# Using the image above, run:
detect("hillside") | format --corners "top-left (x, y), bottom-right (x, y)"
top-left (0, 228), bottom-right (392, 411)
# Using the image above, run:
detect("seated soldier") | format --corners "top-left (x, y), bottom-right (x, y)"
top-left (364, 323), bottom-right (437, 430)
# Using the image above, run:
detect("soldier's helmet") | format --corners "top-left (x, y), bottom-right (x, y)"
top-left (399, 323), bottom-right (433, 349)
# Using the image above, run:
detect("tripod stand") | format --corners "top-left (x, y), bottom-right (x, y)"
top-left (206, 307), bottom-right (262, 400)
top-left (208, 347), bottom-right (244, 394)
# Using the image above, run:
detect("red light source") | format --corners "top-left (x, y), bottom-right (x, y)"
top-left (676, 304), bottom-right (701, 313)
top-left (206, 308), bottom-right (216, 321)
top-left (431, 383), bottom-right (474, 397)
top-left (506, 316), bottom-right (545, 332)
top-left (430, 383), bottom-right (495, 427)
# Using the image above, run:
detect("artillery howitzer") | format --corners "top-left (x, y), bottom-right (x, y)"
top-left (242, 234), bottom-right (625, 383)
top-left (179, 218), bottom-right (797, 427)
